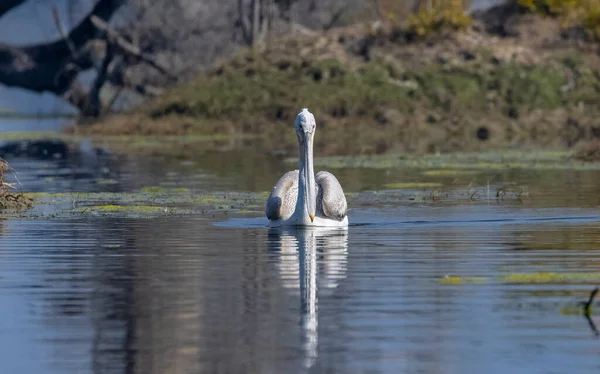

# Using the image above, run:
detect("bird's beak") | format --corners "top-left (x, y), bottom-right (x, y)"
top-left (303, 132), bottom-right (316, 223)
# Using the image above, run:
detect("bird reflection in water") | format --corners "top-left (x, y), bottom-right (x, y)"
top-left (267, 227), bottom-right (348, 368)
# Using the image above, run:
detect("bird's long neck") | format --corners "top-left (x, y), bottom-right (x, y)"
top-left (296, 140), bottom-right (316, 220)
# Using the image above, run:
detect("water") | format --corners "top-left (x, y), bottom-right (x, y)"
top-left (0, 133), bottom-right (600, 373)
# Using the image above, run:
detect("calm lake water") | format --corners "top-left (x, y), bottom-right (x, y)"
top-left (0, 122), bottom-right (600, 373)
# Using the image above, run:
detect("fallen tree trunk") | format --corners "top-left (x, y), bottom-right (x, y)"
top-left (0, 0), bottom-right (125, 112)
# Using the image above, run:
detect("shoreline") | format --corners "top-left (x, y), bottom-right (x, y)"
top-left (68, 8), bottom-right (600, 155)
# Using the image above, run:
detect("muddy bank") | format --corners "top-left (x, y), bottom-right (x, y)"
top-left (71, 6), bottom-right (600, 155)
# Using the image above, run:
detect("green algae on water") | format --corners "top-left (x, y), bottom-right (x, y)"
top-left (560, 305), bottom-right (591, 316)
top-left (440, 272), bottom-right (600, 286)
top-left (93, 205), bottom-right (166, 212)
top-left (16, 190), bottom-right (269, 219)
top-left (72, 205), bottom-right (172, 218)
top-left (384, 182), bottom-right (442, 189)
top-left (500, 272), bottom-right (600, 284)
top-left (439, 276), bottom-right (487, 285)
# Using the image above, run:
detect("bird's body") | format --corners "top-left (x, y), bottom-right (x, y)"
top-left (266, 109), bottom-right (348, 227)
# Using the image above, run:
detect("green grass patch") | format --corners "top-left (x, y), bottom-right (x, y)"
top-left (310, 150), bottom-right (598, 170)
top-left (147, 54), bottom-right (597, 126)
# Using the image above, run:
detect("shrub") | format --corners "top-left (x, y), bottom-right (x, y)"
top-left (518, 0), bottom-right (582, 15)
top-left (582, 4), bottom-right (600, 39)
top-left (407, 0), bottom-right (472, 36)
top-left (518, 0), bottom-right (600, 39)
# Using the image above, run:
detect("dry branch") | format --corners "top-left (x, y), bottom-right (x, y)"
top-left (90, 15), bottom-right (178, 82)
top-left (87, 44), bottom-right (115, 117)
top-left (51, 6), bottom-right (76, 56)
top-left (0, 0), bottom-right (125, 111)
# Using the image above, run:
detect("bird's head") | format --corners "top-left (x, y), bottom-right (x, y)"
top-left (294, 108), bottom-right (316, 143)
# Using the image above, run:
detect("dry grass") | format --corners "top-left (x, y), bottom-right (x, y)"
top-left (0, 159), bottom-right (33, 210)
top-left (76, 8), bottom-right (600, 154)
top-left (573, 140), bottom-right (600, 161)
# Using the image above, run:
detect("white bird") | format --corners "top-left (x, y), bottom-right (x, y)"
top-left (266, 108), bottom-right (348, 227)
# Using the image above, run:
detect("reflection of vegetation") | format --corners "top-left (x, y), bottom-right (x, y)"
top-left (383, 182), bottom-right (442, 189)
top-left (139, 186), bottom-right (189, 193)
top-left (309, 150), bottom-right (594, 170)
top-left (421, 169), bottom-right (477, 177)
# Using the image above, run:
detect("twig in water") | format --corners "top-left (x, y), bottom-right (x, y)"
top-left (516, 188), bottom-right (524, 203)
top-left (584, 313), bottom-right (599, 337)
top-left (6, 164), bottom-right (22, 190)
top-left (584, 287), bottom-right (598, 316)
top-left (470, 190), bottom-right (478, 201)
top-left (496, 188), bottom-right (505, 199)
top-left (582, 287), bottom-right (599, 337)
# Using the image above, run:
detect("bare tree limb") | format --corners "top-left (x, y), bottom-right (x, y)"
top-left (324, 6), bottom-right (347, 30)
top-left (238, 0), bottom-right (252, 44)
top-left (51, 6), bottom-right (77, 57)
top-left (259, 0), bottom-right (270, 45)
top-left (90, 15), bottom-right (177, 81)
top-left (252, 0), bottom-right (260, 47)
top-left (370, 0), bottom-right (383, 21)
top-left (86, 44), bottom-right (114, 117)
top-left (0, 0), bottom-right (125, 97)
top-left (104, 86), bottom-right (124, 115)
top-left (105, 61), bottom-right (164, 97)
top-left (126, 81), bottom-right (163, 97)
top-left (13, 0), bottom-right (125, 63)
top-left (62, 82), bottom-right (91, 112)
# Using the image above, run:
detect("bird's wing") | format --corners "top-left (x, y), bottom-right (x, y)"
top-left (316, 171), bottom-right (347, 221)
top-left (266, 170), bottom-right (299, 220)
